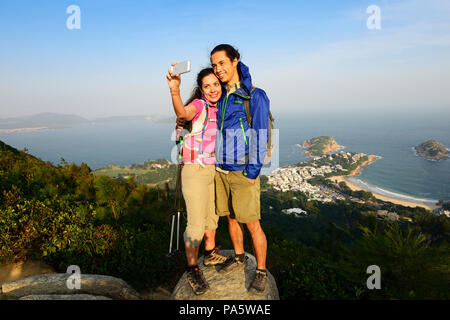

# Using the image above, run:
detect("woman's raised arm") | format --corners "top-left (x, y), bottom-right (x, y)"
top-left (166, 63), bottom-right (196, 121)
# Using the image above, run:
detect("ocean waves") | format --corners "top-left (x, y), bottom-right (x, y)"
top-left (348, 177), bottom-right (438, 204)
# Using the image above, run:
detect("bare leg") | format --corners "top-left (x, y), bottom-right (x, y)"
top-left (227, 215), bottom-right (245, 255)
top-left (186, 228), bottom-right (216, 265)
top-left (204, 229), bottom-right (216, 251)
top-left (185, 243), bottom-right (200, 266)
top-left (246, 220), bottom-right (267, 270)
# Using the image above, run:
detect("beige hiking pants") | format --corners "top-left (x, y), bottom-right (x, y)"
top-left (181, 164), bottom-right (218, 247)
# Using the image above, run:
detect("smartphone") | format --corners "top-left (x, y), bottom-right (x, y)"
top-left (170, 60), bottom-right (191, 76)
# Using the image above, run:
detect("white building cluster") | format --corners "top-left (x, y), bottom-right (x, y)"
top-left (282, 208), bottom-right (308, 218)
top-left (266, 151), bottom-right (364, 203)
top-left (433, 208), bottom-right (450, 218)
top-left (267, 165), bottom-right (345, 203)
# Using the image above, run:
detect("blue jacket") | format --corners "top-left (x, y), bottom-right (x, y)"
top-left (215, 62), bottom-right (270, 179)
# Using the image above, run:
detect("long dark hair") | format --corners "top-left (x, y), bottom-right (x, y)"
top-left (185, 68), bottom-right (216, 105)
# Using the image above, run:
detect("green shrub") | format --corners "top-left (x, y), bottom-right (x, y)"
top-left (335, 222), bottom-right (450, 299)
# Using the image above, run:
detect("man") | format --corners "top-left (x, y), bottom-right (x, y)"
top-left (210, 44), bottom-right (270, 293)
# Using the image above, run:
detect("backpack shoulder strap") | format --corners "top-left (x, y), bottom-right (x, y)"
top-left (188, 99), bottom-right (208, 136)
top-left (244, 86), bottom-right (256, 128)
top-left (244, 87), bottom-right (275, 127)
top-left (199, 99), bottom-right (210, 135)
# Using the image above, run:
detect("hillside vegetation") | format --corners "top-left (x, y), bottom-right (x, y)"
top-left (1, 140), bottom-right (449, 299)
top-left (93, 159), bottom-right (177, 188)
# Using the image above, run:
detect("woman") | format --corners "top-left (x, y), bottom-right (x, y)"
top-left (166, 65), bottom-right (228, 295)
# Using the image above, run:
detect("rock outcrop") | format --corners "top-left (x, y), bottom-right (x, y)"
top-left (0, 260), bottom-right (56, 288)
top-left (415, 140), bottom-right (449, 161)
top-left (171, 250), bottom-right (279, 300)
top-left (1, 273), bottom-right (142, 300)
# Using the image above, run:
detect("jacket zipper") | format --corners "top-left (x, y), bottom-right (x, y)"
top-left (239, 118), bottom-right (248, 146)
top-left (219, 91), bottom-right (250, 151)
top-left (218, 94), bottom-right (230, 152)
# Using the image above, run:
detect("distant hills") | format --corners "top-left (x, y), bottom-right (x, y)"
top-left (0, 113), bottom-right (154, 132)
top-left (0, 113), bottom-right (89, 132)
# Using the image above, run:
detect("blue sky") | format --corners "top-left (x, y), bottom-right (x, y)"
top-left (1, 0), bottom-right (450, 119)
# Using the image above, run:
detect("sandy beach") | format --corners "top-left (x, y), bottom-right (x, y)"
top-left (327, 155), bottom-right (437, 211)
top-left (0, 127), bottom-right (49, 133)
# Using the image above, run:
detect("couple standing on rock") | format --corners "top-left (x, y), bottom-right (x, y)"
top-left (166, 44), bottom-right (271, 296)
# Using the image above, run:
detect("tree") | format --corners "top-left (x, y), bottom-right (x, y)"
top-left (94, 176), bottom-right (129, 221)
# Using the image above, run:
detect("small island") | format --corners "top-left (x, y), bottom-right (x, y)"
top-left (302, 136), bottom-right (343, 158)
top-left (415, 140), bottom-right (449, 161)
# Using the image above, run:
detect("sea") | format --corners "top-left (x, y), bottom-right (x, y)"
top-left (1, 111), bottom-right (449, 203)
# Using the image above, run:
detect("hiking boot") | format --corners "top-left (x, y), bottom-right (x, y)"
top-left (203, 248), bottom-right (228, 267)
top-left (249, 269), bottom-right (268, 294)
top-left (186, 266), bottom-right (210, 295)
top-left (218, 255), bottom-right (247, 275)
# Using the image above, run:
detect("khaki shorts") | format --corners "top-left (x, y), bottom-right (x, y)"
top-left (214, 169), bottom-right (261, 223)
top-left (182, 164), bottom-right (218, 247)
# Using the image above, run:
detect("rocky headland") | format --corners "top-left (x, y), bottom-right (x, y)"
top-left (302, 136), bottom-right (343, 158)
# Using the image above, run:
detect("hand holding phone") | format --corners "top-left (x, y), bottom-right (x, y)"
top-left (170, 60), bottom-right (191, 76)
top-left (167, 63), bottom-right (181, 91)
